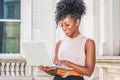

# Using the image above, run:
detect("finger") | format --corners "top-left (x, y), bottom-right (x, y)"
top-left (56, 61), bottom-right (62, 66)
top-left (38, 65), bottom-right (44, 69)
top-left (49, 67), bottom-right (56, 71)
top-left (45, 66), bottom-right (50, 68)
top-left (55, 60), bottom-right (61, 65)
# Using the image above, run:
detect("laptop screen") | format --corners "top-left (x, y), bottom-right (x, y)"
top-left (22, 41), bottom-right (53, 66)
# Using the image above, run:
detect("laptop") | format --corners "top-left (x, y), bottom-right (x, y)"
top-left (22, 41), bottom-right (73, 70)
top-left (22, 41), bottom-right (53, 66)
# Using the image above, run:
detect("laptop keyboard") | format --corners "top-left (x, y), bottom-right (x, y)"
top-left (51, 65), bottom-right (73, 70)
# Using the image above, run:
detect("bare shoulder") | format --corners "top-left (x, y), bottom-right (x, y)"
top-left (86, 38), bottom-right (95, 47)
top-left (56, 40), bottom-right (62, 47)
top-left (85, 38), bottom-right (95, 51)
top-left (85, 38), bottom-right (95, 57)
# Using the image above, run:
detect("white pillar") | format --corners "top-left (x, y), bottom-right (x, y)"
top-left (99, 0), bottom-right (106, 56)
top-left (107, 0), bottom-right (114, 56)
top-left (111, 0), bottom-right (120, 56)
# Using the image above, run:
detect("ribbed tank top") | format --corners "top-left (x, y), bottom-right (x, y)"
top-left (58, 34), bottom-right (88, 66)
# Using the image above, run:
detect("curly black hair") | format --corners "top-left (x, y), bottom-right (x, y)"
top-left (55, 0), bottom-right (86, 26)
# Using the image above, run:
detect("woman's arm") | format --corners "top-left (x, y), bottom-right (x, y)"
top-left (55, 39), bottom-right (96, 76)
top-left (53, 40), bottom-right (62, 63)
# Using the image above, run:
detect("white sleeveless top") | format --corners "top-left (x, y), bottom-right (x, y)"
top-left (58, 34), bottom-right (88, 66)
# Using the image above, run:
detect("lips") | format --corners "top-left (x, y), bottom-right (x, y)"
top-left (64, 30), bottom-right (70, 34)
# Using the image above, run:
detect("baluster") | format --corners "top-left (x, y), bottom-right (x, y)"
top-left (15, 63), bottom-right (20, 76)
top-left (11, 63), bottom-right (15, 76)
top-left (20, 62), bottom-right (25, 76)
top-left (1, 62), bottom-right (5, 76)
top-left (6, 62), bottom-right (10, 76)
top-left (26, 65), bottom-right (32, 76)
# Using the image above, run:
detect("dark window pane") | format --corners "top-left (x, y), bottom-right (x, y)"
top-left (0, 22), bottom-right (20, 54)
top-left (0, 0), bottom-right (20, 19)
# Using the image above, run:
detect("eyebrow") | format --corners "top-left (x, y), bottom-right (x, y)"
top-left (61, 21), bottom-right (69, 25)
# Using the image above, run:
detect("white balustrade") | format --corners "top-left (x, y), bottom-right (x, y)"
top-left (0, 58), bottom-right (52, 80)
top-left (0, 58), bottom-right (26, 77)
top-left (0, 58), bottom-right (35, 80)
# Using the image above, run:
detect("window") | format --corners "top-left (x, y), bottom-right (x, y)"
top-left (0, 0), bottom-right (31, 54)
top-left (0, 0), bottom-right (20, 54)
top-left (0, 22), bottom-right (20, 53)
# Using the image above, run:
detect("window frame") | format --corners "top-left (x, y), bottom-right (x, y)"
top-left (0, 0), bottom-right (32, 57)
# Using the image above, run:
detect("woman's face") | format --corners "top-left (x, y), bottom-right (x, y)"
top-left (60, 15), bottom-right (80, 38)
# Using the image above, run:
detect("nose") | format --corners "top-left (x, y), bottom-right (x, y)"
top-left (62, 25), bottom-right (67, 31)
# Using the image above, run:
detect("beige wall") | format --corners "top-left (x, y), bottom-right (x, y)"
top-left (31, 0), bottom-right (57, 58)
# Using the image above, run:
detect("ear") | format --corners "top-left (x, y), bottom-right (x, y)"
top-left (76, 19), bottom-right (80, 27)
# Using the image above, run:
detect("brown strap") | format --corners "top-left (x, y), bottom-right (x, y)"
top-left (57, 70), bottom-right (82, 76)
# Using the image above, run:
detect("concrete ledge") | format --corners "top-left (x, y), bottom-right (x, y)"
top-left (97, 56), bottom-right (120, 59)
top-left (0, 76), bottom-right (33, 80)
top-left (96, 56), bottom-right (120, 68)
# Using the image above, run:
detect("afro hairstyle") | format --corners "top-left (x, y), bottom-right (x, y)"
top-left (55, 0), bottom-right (86, 26)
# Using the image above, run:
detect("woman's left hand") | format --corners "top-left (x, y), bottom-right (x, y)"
top-left (38, 65), bottom-right (57, 75)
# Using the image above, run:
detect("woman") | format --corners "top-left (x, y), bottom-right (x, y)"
top-left (39, 0), bottom-right (95, 80)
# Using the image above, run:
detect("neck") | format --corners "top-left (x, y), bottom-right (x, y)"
top-left (69, 31), bottom-right (80, 38)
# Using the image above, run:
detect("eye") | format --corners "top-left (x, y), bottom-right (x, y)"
top-left (65, 24), bottom-right (69, 26)
top-left (60, 24), bottom-right (63, 27)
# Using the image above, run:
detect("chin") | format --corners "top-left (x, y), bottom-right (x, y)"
top-left (66, 34), bottom-right (72, 37)
top-left (65, 33), bottom-right (72, 37)
top-left (65, 33), bottom-right (70, 36)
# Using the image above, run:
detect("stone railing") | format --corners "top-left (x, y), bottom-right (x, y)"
top-left (0, 58), bottom-right (26, 76)
top-left (0, 56), bottom-right (33, 80)
top-left (94, 56), bottom-right (120, 80)
top-left (0, 55), bottom-right (53, 80)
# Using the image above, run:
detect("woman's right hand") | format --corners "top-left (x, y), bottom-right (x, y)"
top-left (38, 65), bottom-right (57, 76)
